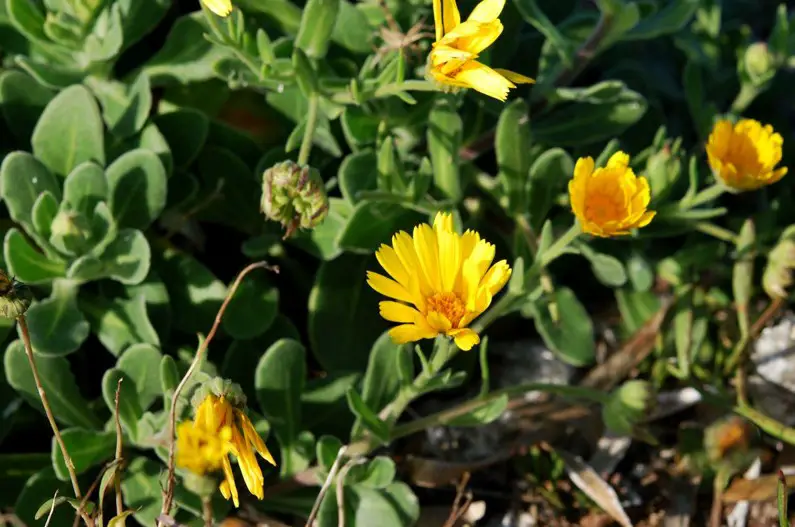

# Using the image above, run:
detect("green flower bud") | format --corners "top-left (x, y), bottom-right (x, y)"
top-left (191, 377), bottom-right (247, 411)
top-left (601, 380), bottom-right (656, 440)
top-left (261, 160), bottom-right (329, 238)
top-left (763, 225), bottom-right (795, 299)
top-left (645, 143), bottom-right (682, 203)
top-left (50, 209), bottom-right (91, 255)
top-left (743, 42), bottom-right (774, 86)
top-left (0, 270), bottom-right (32, 319)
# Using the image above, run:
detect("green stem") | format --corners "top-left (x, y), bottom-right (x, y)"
top-left (730, 84), bottom-right (760, 114)
top-left (373, 80), bottom-right (438, 98)
top-left (538, 222), bottom-right (582, 268)
top-left (694, 221), bottom-right (737, 243)
top-left (297, 94), bottom-right (320, 166)
top-left (470, 290), bottom-right (519, 334)
top-left (390, 381), bottom-right (608, 441)
top-left (682, 183), bottom-right (726, 209)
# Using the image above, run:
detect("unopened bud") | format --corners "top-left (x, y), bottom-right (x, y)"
top-left (200, 0), bottom-right (233, 17)
top-left (763, 225), bottom-right (795, 299)
top-left (743, 42), bottom-right (774, 86)
top-left (50, 210), bottom-right (91, 255)
top-left (0, 270), bottom-right (32, 319)
top-left (602, 380), bottom-right (656, 441)
top-left (191, 377), bottom-right (247, 411)
top-left (645, 143), bottom-right (682, 202)
top-left (261, 160), bottom-right (329, 239)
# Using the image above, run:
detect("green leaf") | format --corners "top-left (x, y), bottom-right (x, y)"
top-left (527, 148), bottom-right (573, 228)
top-left (13, 57), bottom-right (84, 90)
top-left (5, 0), bottom-right (47, 44)
top-left (153, 109), bottom-right (209, 168)
top-left (51, 428), bottom-right (116, 481)
top-left (316, 435), bottom-right (343, 471)
top-left (222, 273), bottom-right (279, 340)
top-left (309, 254), bottom-right (388, 372)
top-left (3, 229), bottom-right (65, 284)
top-left (496, 99), bottom-right (530, 214)
top-left (143, 13), bottom-right (231, 85)
top-left (346, 456), bottom-right (397, 489)
top-left (255, 339), bottom-right (306, 475)
top-left (528, 287), bottom-right (595, 366)
top-left (117, 343), bottom-right (163, 411)
top-left (25, 281), bottom-right (90, 357)
top-left (352, 332), bottom-right (403, 437)
top-left (339, 149), bottom-right (378, 204)
top-left (446, 394), bottom-right (509, 426)
top-left (121, 457), bottom-right (162, 526)
top-left (31, 85), bottom-right (105, 177)
top-left (88, 74), bottom-right (152, 139)
top-left (160, 355), bottom-right (180, 395)
top-left (341, 108), bottom-right (380, 151)
top-left (35, 496), bottom-right (95, 520)
top-left (0, 70), bottom-right (54, 143)
top-left (32, 191), bottom-right (58, 240)
top-left (0, 151), bottom-right (61, 226)
top-left (331, 1), bottom-right (373, 53)
top-left (4, 340), bottom-right (100, 428)
top-left (290, 197), bottom-right (349, 261)
top-left (255, 339), bottom-right (305, 444)
top-left (295, 0), bottom-right (340, 59)
top-left (15, 470), bottom-right (74, 526)
top-left (533, 84), bottom-right (647, 146)
top-left (106, 149), bottom-right (167, 230)
top-left (102, 369), bottom-right (142, 440)
top-left (155, 247), bottom-right (227, 334)
top-left (111, 121), bottom-right (174, 176)
top-left (578, 246), bottom-right (627, 287)
top-left (98, 228), bottom-right (151, 285)
top-left (624, 0), bottom-right (698, 40)
top-left (316, 481), bottom-right (419, 527)
top-left (615, 288), bottom-right (660, 334)
top-left (337, 201), bottom-right (422, 253)
top-left (427, 96), bottom-right (462, 200)
top-left (82, 294), bottom-right (159, 357)
top-left (108, 511), bottom-right (135, 527)
top-left (346, 388), bottom-right (389, 443)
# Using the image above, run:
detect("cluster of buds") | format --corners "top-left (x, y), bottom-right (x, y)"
top-left (261, 160), bottom-right (329, 239)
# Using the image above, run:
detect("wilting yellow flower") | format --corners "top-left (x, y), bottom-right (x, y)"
top-left (569, 151), bottom-right (655, 237)
top-left (428, 0), bottom-right (534, 101)
top-left (201, 0), bottom-right (232, 16)
top-left (367, 212), bottom-right (511, 351)
top-left (178, 394), bottom-right (276, 507)
top-left (706, 119), bottom-right (788, 191)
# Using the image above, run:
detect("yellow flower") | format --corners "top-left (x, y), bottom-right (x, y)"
top-left (201, 0), bottom-right (233, 16)
top-left (428, 0), bottom-right (534, 101)
top-left (706, 118), bottom-right (788, 191)
top-left (181, 394), bottom-right (276, 507)
top-left (569, 151), bottom-right (655, 237)
top-left (367, 212), bottom-right (511, 351)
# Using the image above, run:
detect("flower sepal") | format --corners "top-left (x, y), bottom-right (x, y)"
top-left (191, 378), bottom-right (247, 411)
top-left (182, 471), bottom-right (220, 499)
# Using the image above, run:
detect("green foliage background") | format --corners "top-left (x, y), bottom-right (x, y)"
top-left (0, 0), bottom-right (793, 525)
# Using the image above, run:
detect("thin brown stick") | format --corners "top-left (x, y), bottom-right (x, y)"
top-left (72, 467), bottom-right (106, 527)
top-left (160, 261), bottom-right (279, 521)
top-left (113, 379), bottom-right (124, 516)
top-left (17, 315), bottom-right (83, 500)
top-left (202, 497), bottom-right (213, 527)
top-left (304, 446), bottom-right (347, 527)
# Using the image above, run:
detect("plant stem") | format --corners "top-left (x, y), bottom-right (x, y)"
top-left (113, 379), bottom-right (124, 516)
top-left (202, 497), bottom-right (212, 527)
top-left (470, 290), bottom-right (519, 334)
top-left (160, 261), bottom-right (278, 523)
top-left (297, 94), bottom-right (320, 166)
top-left (304, 446), bottom-right (347, 527)
top-left (538, 222), bottom-right (582, 268)
top-left (17, 315), bottom-right (83, 500)
top-left (682, 183), bottom-right (726, 209)
top-left (694, 221), bottom-right (737, 243)
top-left (730, 84), bottom-right (760, 114)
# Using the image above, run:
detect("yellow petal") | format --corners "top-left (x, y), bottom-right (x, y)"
top-left (452, 61), bottom-right (514, 101)
top-left (448, 328), bottom-right (480, 350)
top-left (433, 212), bottom-right (454, 233)
top-left (426, 311), bottom-right (452, 332)
top-left (479, 260), bottom-right (511, 296)
top-left (201, 0), bottom-right (232, 17)
top-left (376, 244), bottom-right (410, 287)
top-left (467, 0), bottom-right (505, 23)
top-left (433, 0), bottom-right (461, 41)
top-left (238, 410), bottom-right (277, 467)
top-left (437, 228), bottom-right (461, 292)
top-left (392, 232), bottom-right (431, 295)
top-left (413, 223), bottom-right (442, 291)
top-left (494, 68), bottom-right (535, 84)
top-left (606, 151), bottom-right (630, 169)
top-left (450, 20), bottom-right (503, 55)
top-left (389, 323), bottom-right (436, 344)
top-left (221, 456), bottom-right (239, 507)
top-left (367, 271), bottom-right (414, 303)
top-left (379, 301), bottom-right (419, 323)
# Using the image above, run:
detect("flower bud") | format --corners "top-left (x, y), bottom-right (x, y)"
top-left (191, 377), bottom-right (247, 411)
top-left (645, 143), bottom-right (682, 203)
top-left (0, 270), bottom-right (32, 319)
top-left (743, 42), bottom-right (774, 85)
top-left (601, 380), bottom-right (656, 441)
top-left (201, 0), bottom-right (233, 17)
top-left (261, 160), bottom-right (329, 238)
top-left (763, 225), bottom-right (795, 299)
top-left (50, 209), bottom-right (91, 255)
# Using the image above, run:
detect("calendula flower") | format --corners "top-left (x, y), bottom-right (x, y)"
top-left (201, 0), bottom-right (233, 16)
top-left (367, 212), bottom-right (511, 351)
top-left (178, 394), bottom-right (276, 507)
top-left (569, 151), bottom-right (655, 237)
top-left (428, 0), bottom-right (534, 101)
top-left (706, 119), bottom-right (788, 191)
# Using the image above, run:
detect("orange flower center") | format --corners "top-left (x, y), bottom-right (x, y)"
top-left (722, 132), bottom-right (763, 174)
top-left (425, 292), bottom-right (466, 327)
top-left (584, 191), bottom-right (625, 224)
